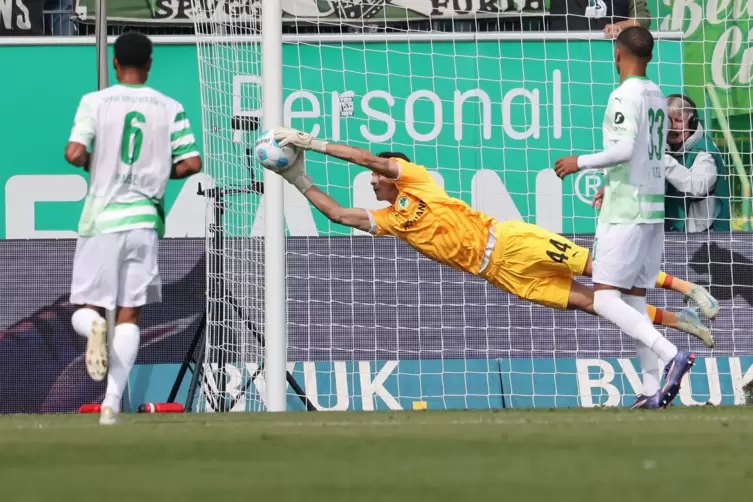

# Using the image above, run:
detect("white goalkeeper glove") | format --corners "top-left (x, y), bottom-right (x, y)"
top-left (274, 151), bottom-right (313, 194)
top-left (273, 127), bottom-right (328, 154)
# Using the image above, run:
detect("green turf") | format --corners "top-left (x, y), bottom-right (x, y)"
top-left (0, 408), bottom-right (751, 501)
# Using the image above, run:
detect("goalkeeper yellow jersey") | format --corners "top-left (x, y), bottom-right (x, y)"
top-left (369, 159), bottom-right (496, 275)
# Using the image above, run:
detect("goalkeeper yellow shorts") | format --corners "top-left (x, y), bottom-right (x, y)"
top-left (479, 221), bottom-right (589, 310)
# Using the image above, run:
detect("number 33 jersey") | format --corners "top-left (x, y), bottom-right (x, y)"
top-left (69, 84), bottom-right (200, 237)
top-left (599, 76), bottom-right (669, 225)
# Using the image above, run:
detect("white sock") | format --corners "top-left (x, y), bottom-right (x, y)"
top-left (650, 336), bottom-right (679, 365)
top-left (102, 323), bottom-right (140, 414)
top-left (635, 341), bottom-right (661, 395)
top-left (621, 294), bottom-right (663, 395)
top-left (71, 308), bottom-right (103, 338)
top-left (593, 289), bottom-right (678, 362)
top-left (621, 294), bottom-right (650, 322)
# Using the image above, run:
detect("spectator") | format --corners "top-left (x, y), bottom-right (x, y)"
top-left (602, 0), bottom-right (650, 37)
top-left (548, 0), bottom-right (650, 33)
top-left (664, 94), bottom-right (731, 232)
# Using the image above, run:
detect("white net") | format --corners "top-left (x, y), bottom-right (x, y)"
top-left (192, 2), bottom-right (753, 411)
top-left (191, 18), bottom-right (268, 411)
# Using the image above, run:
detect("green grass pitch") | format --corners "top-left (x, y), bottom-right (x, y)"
top-left (0, 407), bottom-right (751, 501)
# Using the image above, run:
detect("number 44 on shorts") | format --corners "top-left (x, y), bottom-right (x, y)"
top-left (547, 239), bottom-right (571, 263)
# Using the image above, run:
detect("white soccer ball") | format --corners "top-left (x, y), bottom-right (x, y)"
top-left (254, 130), bottom-right (299, 171)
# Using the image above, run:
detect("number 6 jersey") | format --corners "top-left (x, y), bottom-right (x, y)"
top-left (68, 84), bottom-right (200, 237)
top-left (598, 76), bottom-right (669, 225)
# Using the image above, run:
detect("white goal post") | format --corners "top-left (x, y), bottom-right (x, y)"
top-left (260, 0), bottom-right (288, 413)
top-left (191, 3), bottom-right (753, 412)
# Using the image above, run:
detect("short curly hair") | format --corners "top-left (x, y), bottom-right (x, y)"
top-left (114, 32), bottom-right (153, 69)
top-left (616, 26), bottom-right (654, 61)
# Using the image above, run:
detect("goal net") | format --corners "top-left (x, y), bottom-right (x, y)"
top-left (192, 2), bottom-right (753, 412)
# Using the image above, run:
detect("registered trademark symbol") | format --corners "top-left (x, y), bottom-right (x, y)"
top-left (574, 170), bottom-right (604, 205)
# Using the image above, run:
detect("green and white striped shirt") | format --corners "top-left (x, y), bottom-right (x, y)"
top-left (69, 84), bottom-right (200, 237)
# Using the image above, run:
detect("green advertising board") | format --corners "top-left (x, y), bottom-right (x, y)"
top-left (0, 37), bottom-right (682, 239)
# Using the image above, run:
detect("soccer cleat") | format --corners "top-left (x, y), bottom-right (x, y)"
top-left (676, 308), bottom-right (714, 348)
top-left (99, 406), bottom-right (119, 425)
top-left (686, 285), bottom-right (719, 319)
top-left (659, 351), bottom-right (696, 408)
top-left (631, 391), bottom-right (661, 409)
top-left (85, 318), bottom-right (108, 382)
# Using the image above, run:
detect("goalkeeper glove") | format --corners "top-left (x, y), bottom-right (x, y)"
top-left (273, 127), bottom-right (328, 154)
top-left (275, 151), bottom-right (313, 194)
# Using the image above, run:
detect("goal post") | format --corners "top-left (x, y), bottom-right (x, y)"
top-left (191, 5), bottom-right (290, 411)
top-left (261, 0), bottom-right (288, 412)
top-left (190, 3), bottom-right (752, 411)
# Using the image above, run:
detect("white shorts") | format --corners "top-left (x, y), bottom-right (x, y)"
top-left (591, 222), bottom-right (664, 289)
top-left (70, 228), bottom-right (161, 311)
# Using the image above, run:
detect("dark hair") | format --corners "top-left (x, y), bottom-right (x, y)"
top-left (377, 151), bottom-right (411, 162)
top-left (114, 32), bottom-right (153, 69)
top-left (616, 26), bottom-right (654, 61)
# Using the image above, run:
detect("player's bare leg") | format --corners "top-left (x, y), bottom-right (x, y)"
top-left (580, 254), bottom-right (719, 321)
top-left (565, 279), bottom-right (712, 346)
top-left (99, 306), bottom-right (141, 426)
top-left (71, 304), bottom-right (108, 382)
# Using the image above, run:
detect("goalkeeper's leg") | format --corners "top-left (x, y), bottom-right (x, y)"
top-left (566, 280), bottom-right (713, 348)
top-left (580, 256), bottom-right (719, 319)
top-left (655, 271), bottom-right (719, 319)
top-left (478, 222), bottom-right (712, 347)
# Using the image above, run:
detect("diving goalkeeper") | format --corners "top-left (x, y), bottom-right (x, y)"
top-left (269, 127), bottom-right (715, 346)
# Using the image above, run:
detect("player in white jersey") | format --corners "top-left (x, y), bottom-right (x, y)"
top-left (555, 27), bottom-right (694, 410)
top-left (64, 33), bottom-right (202, 425)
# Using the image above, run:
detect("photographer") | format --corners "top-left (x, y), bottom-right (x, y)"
top-left (664, 94), bottom-right (730, 233)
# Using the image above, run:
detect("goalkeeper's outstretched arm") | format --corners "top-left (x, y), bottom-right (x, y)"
top-left (304, 185), bottom-right (374, 233)
top-left (269, 149), bottom-right (374, 233)
top-left (273, 127), bottom-right (400, 179)
top-left (323, 143), bottom-right (400, 179)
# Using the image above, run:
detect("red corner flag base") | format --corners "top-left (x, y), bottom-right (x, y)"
top-left (137, 403), bottom-right (185, 413)
top-left (78, 403), bottom-right (185, 414)
top-left (79, 404), bottom-right (101, 414)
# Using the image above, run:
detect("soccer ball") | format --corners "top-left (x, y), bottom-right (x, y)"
top-left (254, 130), bottom-right (299, 170)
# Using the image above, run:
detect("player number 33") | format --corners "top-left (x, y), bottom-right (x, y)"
top-left (647, 107), bottom-right (665, 161)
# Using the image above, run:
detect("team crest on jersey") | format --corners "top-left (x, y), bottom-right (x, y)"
top-left (614, 112), bottom-right (625, 124)
top-left (397, 196), bottom-right (409, 210)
